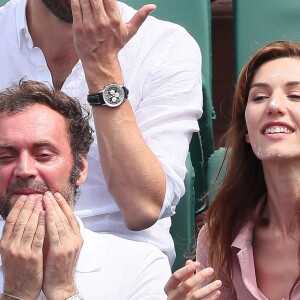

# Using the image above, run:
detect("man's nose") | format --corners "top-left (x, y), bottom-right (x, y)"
top-left (13, 153), bottom-right (38, 179)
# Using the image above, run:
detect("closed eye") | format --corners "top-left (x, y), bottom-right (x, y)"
top-left (35, 152), bottom-right (55, 161)
top-left (252, 95), bottom-right (269, 102)
top-left (288, 94), bottom-right (300, 101)
top-left (0, 155), bottom-right (16, 163)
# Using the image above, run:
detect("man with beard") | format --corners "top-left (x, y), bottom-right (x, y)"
top-left (0, 80), bottom-right (170, 299)
top-left (0, 0), bottom-right (203, 266)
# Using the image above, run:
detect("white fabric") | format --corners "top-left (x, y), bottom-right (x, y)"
top-left (0, 217), bottom-right (171, 300)
top-left (0, 0), bottom-right (203, 264)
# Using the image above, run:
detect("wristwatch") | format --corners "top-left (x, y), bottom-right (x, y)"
top-left (65, 294), bottom-right (84, 300)
top-left (87, 83), bottom-right (129, 107)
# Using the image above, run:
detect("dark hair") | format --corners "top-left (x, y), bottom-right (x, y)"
top-left (205, 40), bottom-right (300, 296)
top-left (0, 80), bottom-right (94, 187)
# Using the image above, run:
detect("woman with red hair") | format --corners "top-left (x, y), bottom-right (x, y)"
top-left (165, 40), bottom-right (300, 300)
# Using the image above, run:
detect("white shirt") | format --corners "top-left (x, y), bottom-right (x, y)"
top-left (0, 0), bottom-right (203, 264)
top-left (0, 218), bottom-right (171, 300)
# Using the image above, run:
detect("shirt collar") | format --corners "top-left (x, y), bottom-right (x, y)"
top-left (231, 220), bottom-right (254, 250)
top-left (16, 0), bottom-right (31, 48)
top-left (15, 1), bottom-right (126, 49)
top-left (231, 195), bottom-right (266, 250)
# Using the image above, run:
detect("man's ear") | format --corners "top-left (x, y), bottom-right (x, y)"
top-left (245, 133), bottom-right (250, 143)
top-left (76, 157), bottom-right (88, 186)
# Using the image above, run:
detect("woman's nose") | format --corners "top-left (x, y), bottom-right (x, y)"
top-left (266, 97), bottom-right (287, 116)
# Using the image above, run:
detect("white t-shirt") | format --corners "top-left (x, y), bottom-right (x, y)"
top-left (0, 0), bottom-right (203, 264)
top-left (0, 218), bottom-right (171, 300)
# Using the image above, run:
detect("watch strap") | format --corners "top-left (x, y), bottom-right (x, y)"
top-left (87, 93), bottom-right (106, 105)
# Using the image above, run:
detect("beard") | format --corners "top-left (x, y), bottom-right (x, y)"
top-left (41, 0), bottom-right (73, 23)
top-left (0, 171), bottom-right (78, 219)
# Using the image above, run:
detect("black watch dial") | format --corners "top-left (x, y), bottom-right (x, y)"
top-left (103, 84), bottom-right (126, 107)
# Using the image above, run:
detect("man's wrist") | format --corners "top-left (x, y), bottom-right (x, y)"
top-left (82, 59), bottom-right (124, 95)
top-left (65, 294), bottom-right (84, 300)
top-left (45, 285), bottom-right (79, 300)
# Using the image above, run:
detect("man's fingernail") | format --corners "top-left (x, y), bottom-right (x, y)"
top-left (44, 195), bottom-right (51, 202)
top-left (36, 200), bottom-right (43, 207)
top-left (19, 195), bottom-right (27, 203)
top-left (27, 195), bottom-right (37, 203)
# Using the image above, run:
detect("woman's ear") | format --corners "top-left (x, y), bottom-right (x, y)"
top-left (245, 133), bottom-right (250, 143)
top-left (76, 157), bottom-right (88, 185)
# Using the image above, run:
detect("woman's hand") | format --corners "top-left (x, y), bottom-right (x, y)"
top-left (164, 260), bottom-right (222, 299)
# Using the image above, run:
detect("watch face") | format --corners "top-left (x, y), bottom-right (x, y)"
top-left (103, 84), bottom-right (125, 107)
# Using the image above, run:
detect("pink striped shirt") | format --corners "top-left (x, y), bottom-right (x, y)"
top-left (196, 222), bottom-right (300, 299)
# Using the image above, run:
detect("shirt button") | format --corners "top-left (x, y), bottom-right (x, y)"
top-left (37, 64), bottom-right (45, 71)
